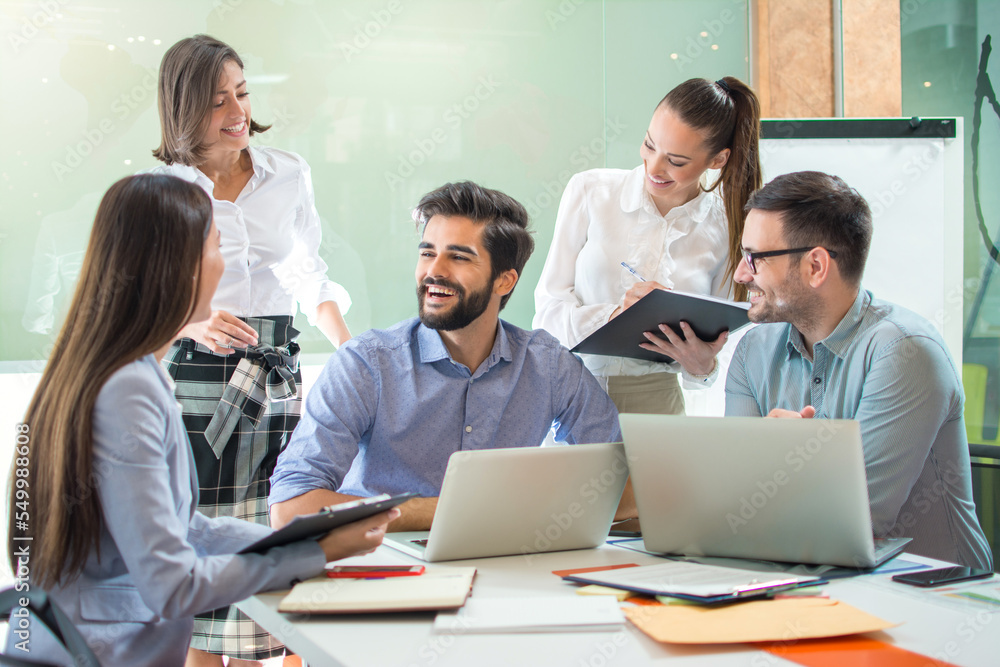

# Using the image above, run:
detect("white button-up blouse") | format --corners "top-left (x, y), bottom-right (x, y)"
top-left (151, 145), bottom-right (350, 323)
top-left (533, 166), bottom-right (731, 384)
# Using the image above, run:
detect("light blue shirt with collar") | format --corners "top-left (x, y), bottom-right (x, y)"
top-left (269, 318), bottom-right (622, 502)
top-left (726, 288), bottom-right (992, 569)
top-left (13, 355), bottom-right (325, 667)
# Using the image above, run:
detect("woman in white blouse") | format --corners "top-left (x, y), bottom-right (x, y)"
top-left (150, 35), bottom-right (350, 667)
top-left (534, 77), bottom-right (762, 415)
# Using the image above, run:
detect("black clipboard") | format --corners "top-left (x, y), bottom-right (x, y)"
top-left (239, 492), bottom-right (416, 554)
top-left (570, 290), bottom-right (751, 363)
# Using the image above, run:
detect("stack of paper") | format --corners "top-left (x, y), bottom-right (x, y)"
top-left (434, 597), bottom-right (625, 634)
top-left (279, 567), bottom-right (476, 614)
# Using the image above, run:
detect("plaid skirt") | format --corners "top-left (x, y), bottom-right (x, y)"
top-left (163, 316), bottom-right (301, 660)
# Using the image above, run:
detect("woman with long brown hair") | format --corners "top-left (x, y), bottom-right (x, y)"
top-left (149, 34), bottom-right (354, 665)
top-left (6, 174), bottom-right (396, 666)
top-left (534, 76), bottom-right (762, 415)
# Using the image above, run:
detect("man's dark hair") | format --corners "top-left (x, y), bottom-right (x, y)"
top-left (414, 181), bottom-right (534, 309)
top-left (745, 171), bottom-right (872, 285)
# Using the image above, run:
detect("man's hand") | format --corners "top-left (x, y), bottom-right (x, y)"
top-left (766, 406), bottom-right (817, 419)
top-left (387, 497), bottom-right (439, 532)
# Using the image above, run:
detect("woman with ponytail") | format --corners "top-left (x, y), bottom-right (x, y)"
top-left (534, 76), bottom-right (762, 415)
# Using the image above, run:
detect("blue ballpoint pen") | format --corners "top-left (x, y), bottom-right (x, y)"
top-left (620, 261), bottom-right (647, 282)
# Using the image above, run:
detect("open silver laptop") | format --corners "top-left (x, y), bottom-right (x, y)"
top-left (384, 443), bottom-right (628, 562)
top-left (619, 414), bottom-right (910, 568)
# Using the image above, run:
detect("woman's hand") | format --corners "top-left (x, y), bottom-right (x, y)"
top-left (317, 508), bottom-right (401, 562)
top-left (639, 322), bottom-right (727, 377)
top-left (179, 310), bottom-right (258, 355)
top-left (610, 281), bottom-right (669, 320)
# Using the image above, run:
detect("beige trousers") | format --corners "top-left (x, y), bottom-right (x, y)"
top-left (606, 372), bottom-right (685, 416)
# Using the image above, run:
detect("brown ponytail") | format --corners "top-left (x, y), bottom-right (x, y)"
top-left (660, 76), bottom-right (762, 301)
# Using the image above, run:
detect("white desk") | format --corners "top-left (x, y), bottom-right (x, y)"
top-left (238, 545), bottom-right (1000, 667)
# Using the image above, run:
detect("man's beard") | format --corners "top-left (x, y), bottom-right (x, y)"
top-left (417, 278), bottom-right (492, 331)
top-left (746, 271), bottom-right (819, 332)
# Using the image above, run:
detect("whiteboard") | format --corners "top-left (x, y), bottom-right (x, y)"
top-left (684, 119), bottom-right (963, 417)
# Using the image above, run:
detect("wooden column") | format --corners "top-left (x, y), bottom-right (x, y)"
top-left (842, 0), bottom-right (902, 116)
top-left (753, 0), bottom-right (835, 118)
top-left (752, 0), bottom-right (901, 118)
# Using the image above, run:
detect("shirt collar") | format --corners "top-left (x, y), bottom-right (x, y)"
top-left (785, 288), bottom-right (870, 361)
top-left (416, 320), bottom-right (512, 371)
top-left (818, 288), bottom-right (870, 359)
top-left (620, 165), bottom-right (719, 225)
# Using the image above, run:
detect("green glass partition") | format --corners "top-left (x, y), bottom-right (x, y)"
top-left (0, 0), bottom-right (749, 366)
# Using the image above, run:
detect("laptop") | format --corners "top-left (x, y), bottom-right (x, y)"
top-left (384, 443), bottom-right (629, 562)
top-left (619, 414), bottom-right (910, 568)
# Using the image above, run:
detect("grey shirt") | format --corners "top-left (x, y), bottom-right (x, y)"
top-left (12, 355), bottom-right (324, 666)
top-left (726, 288), bottom-right (992, 570)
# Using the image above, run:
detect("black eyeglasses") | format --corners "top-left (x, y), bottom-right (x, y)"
top-left (742, 247), bottom-right (838, 274)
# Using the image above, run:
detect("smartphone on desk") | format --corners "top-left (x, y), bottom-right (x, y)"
top-left (326, 565), bottom-right (425, 578)
top-left (892, 566), bottom-right (994, 588)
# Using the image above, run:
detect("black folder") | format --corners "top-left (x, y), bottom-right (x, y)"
top-left (239, 492), bottom-right (416, 554)
top-left (570, 290), bottom-right (751, 363)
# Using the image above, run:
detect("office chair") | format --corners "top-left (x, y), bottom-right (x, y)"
top-left (0, 587), bottom-right (98, 667)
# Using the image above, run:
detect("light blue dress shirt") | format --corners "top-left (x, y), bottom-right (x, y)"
top-left (269, 318), bottom-right (622, 502)
top-left (12, 356), bottom-right (325, 666)
top-left (726, 289), bottom-right (992, 570)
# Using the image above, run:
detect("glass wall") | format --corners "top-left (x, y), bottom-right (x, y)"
top-left (900, 0), bottom-right (1000, 566)
top-left (0, 0), bottom-right (749, 368)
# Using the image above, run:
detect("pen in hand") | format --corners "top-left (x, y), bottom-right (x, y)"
top-left (620, 262), bottom-right (647, 282)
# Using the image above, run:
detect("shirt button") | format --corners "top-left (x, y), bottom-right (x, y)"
top-left (813, 377), bottom-right (821, 385)
top-left (465, 425), bottom-right (473, 433)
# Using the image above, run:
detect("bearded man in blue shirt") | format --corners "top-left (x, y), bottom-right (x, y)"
top-left (719, 170), bottom-right (990, 569)
top-left (269, 181), bottom-right (627, 532)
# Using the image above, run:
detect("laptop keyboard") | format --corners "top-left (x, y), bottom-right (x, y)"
top-left (410, 539), bottom-right (429, 547)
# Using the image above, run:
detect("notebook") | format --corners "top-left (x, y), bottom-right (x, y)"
top-left (278, 567), bottom-right (476, 614)
top-left (619, 414), bottom-right (910, 568)
top-left (571, 289), bottom-right (750, 363)
top-left (384, 443), bottom-right (628, 562)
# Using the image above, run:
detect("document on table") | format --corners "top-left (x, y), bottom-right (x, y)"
top-left (434, 596), bottom-right (625, 634)
top-left (278, 567), bottom-right (476, 614)
top-left (564, 561), bottom-right (821, 602)
top-left (625, 598), bottom-right (896, 644)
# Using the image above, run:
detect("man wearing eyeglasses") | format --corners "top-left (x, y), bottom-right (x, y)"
top-left (724, 170), bottom-right (991, 570)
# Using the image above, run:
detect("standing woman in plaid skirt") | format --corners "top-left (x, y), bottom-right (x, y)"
top-left (150, 35), bottom-right (352, 667)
